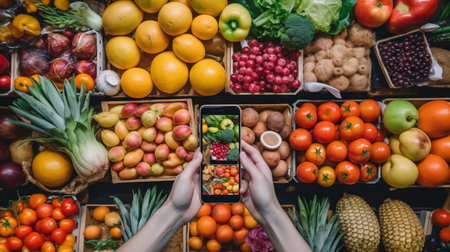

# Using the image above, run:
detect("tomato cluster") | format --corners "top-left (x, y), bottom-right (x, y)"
top-left (429, 209), bottom-right (450, 244)
top-left (0, 194), bottom-right (79, 252)
top-left (204, 165), bottom-right (240, 196)
top-left (290, 100), bottom-right (391, 186)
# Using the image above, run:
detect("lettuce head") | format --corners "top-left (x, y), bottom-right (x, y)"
top-left (296, 0), bottom-right (342, 32)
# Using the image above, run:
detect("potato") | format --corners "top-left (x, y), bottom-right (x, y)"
top-left (242, 108), bottom-right (259, 127)
top-left (262, 150), bottom-right (280, 168)
top-left (266, 111), bottom-right (285, 132)
top-left (252, 121), bottom-right (267, 139)
top-left (283, 109), bottom-right (293, 127)
top-left (279, 125), bottom-right (292, 140)
top-left (271, 160), bottom-right (287, 178)
top-left (278, 141), bottom-right (290, 160)
top-left (254, 142), bottom-right (264, 152)
top-left (259, 110), bottom-right (273, 123)
top-left (241, 126), bottom-right (255, 144)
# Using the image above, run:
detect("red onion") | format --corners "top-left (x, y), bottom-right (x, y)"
top-left (35, 38), bottom-right (46, 49)
top-left (75, 60), bottom-right (96, 79)
top-left (48, 58), bottom-right (73, 82)
top-left (72, 32), bottom-right (97, 59)
top-left (19, 49), bottom-right (50, 76)
top-left (0, 54), bottom-right (9, 75)
top-left (59, 50), bottom-right (77, 65)
top-left (63, 29), bottom-right (75, 40)
top-left (0, 114), bottom-right (24, 140)
top-left (0, 141), bottom-right (9, 163)
top-left (0, 162), bottom-right (25, 189)
top-left (47, 33), bottom-right (71, 57)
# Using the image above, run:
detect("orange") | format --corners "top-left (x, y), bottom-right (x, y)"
top-left (240, 242), bottom-right (252, 252)
top-left (157, 2), bottom-right (192, 36)
top-left (189, 221), bottom-right (198, 236)
top-left (211, 204), bottom-right (231, 224)
top-left (189, 59), bottom-right (226, 96)
top-left (14, 76), bottom-right (33, 93)
top-left (105, 36), bottom-right (141, 70)
top-left (229, 215), bottom-right (244, 230)
top-left (32, 151), bottom-right (73, 188)
top-left (92, 206), bottom-right (110, 222)
top-left (215, 225), bottom-right (233, 243)
top-left (120, 67), bottom-right (153, 98)
top-left (231, 203), bottom-right (244, 216)
top-left (83, 225), bottom-right (101, 240)
top-left (243, 207), bottom-right (251, 217)
top-left (196, 204), bottom-right (212, 218)
top-left (188, 236), bottom-right (203, 250)
top-left (110, 227), bottom-right (122, 239)
top-left (233, 227), bottom-right (248, 244)
top-left (104, 212), bottom-right (120, 227)
top-left (206, 239), bottom-right (221, 252)
top-left (191, 14), bottom-right (218, 40)
top-left (244, 215), bottom-right (258, 229)
top-left (197, 216), bottom-right (216, 237)
top-left (135, 20), bottom-right (169, 54)
top-left (74, 73), bottom-right (94, 91)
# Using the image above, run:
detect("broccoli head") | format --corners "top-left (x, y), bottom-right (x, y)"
top-left (218, 129), bottom-right (235, 143)
top-left (227, 149), bottom-right (239, 161)
top-left (281, 14), bottom-right (315, 50)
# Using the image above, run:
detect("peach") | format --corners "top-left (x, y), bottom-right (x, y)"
top-left (111, 161), bottom-right (124, 172)
top-left (183, 134), bottom-right (198, 151)
top-left (125, 117), bottom-right (142, 131)
top-left (162, 102), bottom-right (187, 118)
top-left (165, 131), bottom-right (181, 150)
top-left (185, 151), bottom-right (195, 162)
top-left (141, 141), bottom-right (157, 152)
top-left (143, 153), bottom-right (156, 164)
top-left (173, 109), bottom-right (191, 125)
top-left (135, 104), bottom-right (150, 117)
top-left (172, 125), bottom-right (192, 140)
top-left (114, 120), bottom-right (129, 140)
top-left (155, 131), bottom-right (165, 144)
top-left (108, 146), bottom-right (126, 162)
top-left (150, 163), bottom-right (164, 176)
top-left (123, 131), bottom-right (142, 150)
top-left (150, 103), bottom-right (167, 117)
top-left (124, 148), bottom-right (144, 167)
top-left (155, 144), bottom-right (170, 162)
top-left (141, 110), bottom-right (157, 127)
top-left (121, 103), bottom-right (138, 118)
top-left (141, 127), bottom-right (157, 142)
top-left (101, 129), bottom-right (120, 147)
top-left (136, 162), bottom-right (151, 177)
top-left (175, 146), bottom-right (187, 159)
top-left (156, 117), bottom-right (173, 132)
top-left (118, 168), bottom-right (138, 180)
top-left (163, 153), bottom-right (184, 167)
top-left (163, 165), bottom-right (183, 175)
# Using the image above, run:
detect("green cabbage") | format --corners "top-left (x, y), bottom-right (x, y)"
top-left (296, 0), bottom-right (342, 32)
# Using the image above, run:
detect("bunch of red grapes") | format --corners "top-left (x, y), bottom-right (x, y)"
top-left (211, 142), bottom-right (229, 159)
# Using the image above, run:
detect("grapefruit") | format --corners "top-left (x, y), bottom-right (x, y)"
top-left (157, 2), bottom-right (192, 36)
top-left (32, 151), bottom-right (73, 188)
top-left (120, 68), bottom-right (153, 98)
top-left (189, 59), bottom-right (226, 96)
top-left (102, 1), bottom-right (143, 35)
top-left (135, 21), bottom-right (169, 54)
top-left (172, 34), bottom-right (205, 63)
top-left (150, 51), bottom-right (188, 94)
top-left (134, 0), bottom-right (167, 13)
top-left (189, 0), bottom-right (227, 17)
top-left (106, 36), bottom-right (141, 70)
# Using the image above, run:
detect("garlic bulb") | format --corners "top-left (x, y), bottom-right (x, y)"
top-left (97, 70), bottom-right (120, 96)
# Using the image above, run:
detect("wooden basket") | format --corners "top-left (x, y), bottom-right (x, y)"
top-left (101, 99), bottom-right (196, 183)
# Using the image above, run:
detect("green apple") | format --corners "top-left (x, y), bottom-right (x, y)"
top-left (382, 154), bottom-right (418, 188)
top-left (383, 100), bottom-right (418, 134)
top-left (398, 128), bottom-right (431, 161)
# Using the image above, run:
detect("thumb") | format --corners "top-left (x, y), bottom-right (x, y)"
top-left (182, 148), bottom-right (202, 177)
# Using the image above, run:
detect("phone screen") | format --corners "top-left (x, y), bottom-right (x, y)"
top-left (200, 105), bottom-right (241, 203)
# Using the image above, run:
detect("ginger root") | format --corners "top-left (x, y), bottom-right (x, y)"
top-left (334, 67), bottom-right (344, 75)
top-left (304, 62), bottom-right (315, 73)
top-left (333, 37), bottom-right (346, 45)
top-left (304, 72), bottom-right (318, 82)
top-left (329, 76), bottom-right (350, 91)
top-left (343, 58), bottom-right (359, 77)
top-left (328, 44), bottom-right (348, 66)
top-left (307, 35), bottom-right (333, 53)
top-left (304, 55), bottom-right (316, 64)
top-left (349, 74), bottom-right (368, 90)
top-left (348, 22), bottom-right (376, 48)
top-left (315, 50), bottom-right (327, 61)
top-left (314, 59), bottom-right (334, 82)
top-left (358, 57), bottom-right (371, 75)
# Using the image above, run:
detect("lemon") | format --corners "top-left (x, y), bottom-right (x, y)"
top-left (190, 59), bottom-right (226, 96)
top-left (189, 0), bottom-right (227, 17)
top-left (32, 151), bottom-right (73, 188)
top-left (191, 15), bottom-right (218, 40)
top-left (173, 34), bottom-right (205, 63)
top-left (134, 0), bottom-right (167, 13)
top-left (135, 21), bottom-right (169, 54)
top-left (158, 2), bottom-right (192, 36)
top-left (106, 36), bottom-right (141, 70)
top-left (120, 68), bottom-right (153, 98)
top-left (150, 51), bottom-right (188, 94)
top-left (102, 1), bottom-right (143, 35)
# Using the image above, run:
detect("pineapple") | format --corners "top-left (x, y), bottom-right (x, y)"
top-left (336, 194), bottom-right (380, 252)
top-left (289, 195), bottom-right (344, 252)
top-left (379, 199), bottom-right (424, 252)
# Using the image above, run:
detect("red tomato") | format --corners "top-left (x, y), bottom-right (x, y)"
top-left (326, 140), bottom-right (348, 162)
top-left (34, 220), bottom-right (42, 233)
top-left (15, 225), bottom-right (33, 239)
top-left (6, 236), bottom-right (22, 250)
top-left (362, 123), bottom-right (378, 142)
top-left (348, 138), bottom-right (373, 164)
top-left (0, 76), bottom-right (10, 91)
top-left (301, 103), bottom-right (317, 112)
top-left (51, 198), bottom-right (62, 208)
top-left (318, 102), bottom-right (341, 123)
top-left (339, 116), bottom-right (365, 141)
top-left (40, 241), bottom-right (56, 252)
top-left (335, 161), bottom-right (360, 185)
top-left (440, 227), bottom-right (450, 242)
top-left (295, 104), bottom-right (317, 129)
top-left (375, 129), bottom-right (384, 142)
top-left (417, 154), bottom-right (450, 187)
top-left (60, 198), bottom-right (78, 217)
top-left (370, 142), bottom-right (390, 163)
top-left (59, 219), bottom-right (76, 234)
top-left (432, 209), bottom-right (450, 227)
top-left (28, 194), bottom-right (47, 209)
top-left (289, 129), bottom-right (312, 151)
top-left (24, 232), bottom-right (44, 250)
top-left (0, 244), bottom-right (8, 252)
top-left (50, 228), bottom-right (66, 245)
top-left (36, 204), bottom-right (54, 219)
top-left (360, 99), bottom-right (381, 122)
top-left (51, 208), bottom-right (65, 221)
top-left (340, 100), bottom-right (360, 119)
top-left (305, 143), bottom-right (326, 165)
top-left (355, 0), bottom-right (393, 28)
top-left (19, 208), bottom-right (37, 226)
top-left (40, 217), bottom-right (57, 235)
top-left (313, 121), bottom-right (336, 144)
top-left (296, 162), bottom-right (318, 183)
top-left (0, 210), bottom-right (12, 218)
top-left (360, 163), bottom-right (377, 182)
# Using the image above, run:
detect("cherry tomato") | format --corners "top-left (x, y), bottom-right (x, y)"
top-left (51, 228), bottom-right (66, 245)
top-left (362, 123), bottom-right (378, 142)
top-left (335, 161), bottom-right (360, 185)
top-left (40, 217), bottom-right (57, 235)
top-left (326, 140), bottom-right (348, 162)
top-left (51, 208), bottom-right (65, 221)
top-left (36, 204), bottom-right (54, 219)
top-left (60, 198), bottom-right (78, 217)
top-left (62, 234), bottom-right (75, 246)
top-left (11, 200), bottom-right (26, 214)
top-left (34, 220), bottom-right (42, 233)
top-left (440, 227), bottom-right (450, 242)
top-left (340, 100), bottom-right (360, 119)
top-left (0, 217), bottom-right (18, 237)
top-left (29, 194), bottom-right (47, 209)
top-left (74, 73), bottom-right (94, 91)
top-left (15, 225), bottom-right (33, 239)
top-left (0, 244), bottom-right (8, 252)
top-left (375, 129), bottom-right (384, 142)
top-left (19, 208), bottom-right (37, 226)
top-left (6, 236), bottom-right (22, 250)
top-left (370, 142), bottom-right (390, 163)
top-left (348, 138), bottom-right (373, 164)
top-left (295, 104), bottom-right (317, 129)
top-left (24, 232), bottom-right (44, 250)
top-left (318, 102), bottom-right (341, 123)
top-left (0, 76), bottom-right (10, 91)
top-left (289, 129), bottom-right (312, 151)
top-left (305, 143), bottom-right (326, 165)
top-left (339, 116), bottom-right (365, 141)
top-left (59, 219), bottom-right (76, 234)
top-left (359, 99), bottom-right (381, 122)
top-left (296, 162), bottom-right (318, 183)
top-left (51, 198), bottom-right (63, 208)
top-left (313, 121), bottom-right (336, 144)
top-left (0, 211), bottom-right (12, 218)
top-left (360, 162), bottom-right (377, 182)
top-left (301, 103), bottom-right (317, 112)
top-left (40, 241), bottom-right (56, 252)
top-left (317, 166), bottom-right (336, 187)
top-left (0, 237), bottom-right (5, 244)
top-left (432, 209), bottom-right (450, 227)
top-left (57, 244), bottom-right (73, 252)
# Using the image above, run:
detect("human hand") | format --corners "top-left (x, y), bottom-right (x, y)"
top-left (165, 149), bottom-right (202, 224)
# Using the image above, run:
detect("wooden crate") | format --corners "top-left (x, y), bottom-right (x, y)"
top-left (79, 204), bottom-right (186, 252)
top-left (101, 99), bottom-right (196, 183)
top-left (0, 51), bottom-right (14, 96)
top-left (224, 41), bottom-right (303, 95)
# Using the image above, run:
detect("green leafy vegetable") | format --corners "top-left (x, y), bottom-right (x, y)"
top-left (296, 0), bottom-right (342, 32)
top-left (327, 0), bottom-right (357, 35)
top-left (85, 237), bottom-right (119, 251)
top-left (281, 14), bottom-right (315, 50)
top-left (218, 129), bottom-right (235, 143)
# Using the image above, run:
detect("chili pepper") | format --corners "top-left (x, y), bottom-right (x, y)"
top-left (387, 0), bottom-right (438, 34)
top-left (218, 3), bottom-right (252, 42)
top-left (11, 14), bottom-right (41, 39)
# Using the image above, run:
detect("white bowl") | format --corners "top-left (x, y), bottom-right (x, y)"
top-left (260, 131), bottom-right (282, 150)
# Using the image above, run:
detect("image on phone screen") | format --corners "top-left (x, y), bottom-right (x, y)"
top-left (200, 106), bottom-right (241, 203)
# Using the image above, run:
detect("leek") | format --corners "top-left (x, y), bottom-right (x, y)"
top-left (6, 75), bottom-right (109, 178)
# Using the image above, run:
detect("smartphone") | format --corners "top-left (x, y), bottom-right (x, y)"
top-left (200, 105), bottom-right (241, 203)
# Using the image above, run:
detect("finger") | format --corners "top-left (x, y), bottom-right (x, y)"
top-left (240, 180), bottom-right (248, 194)
top-left (240, 152), bottom-right (262, 180)
top-left (241, 140), bottom-right (267, 167)
top-left (181, 148), bottom-right (202, 176)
